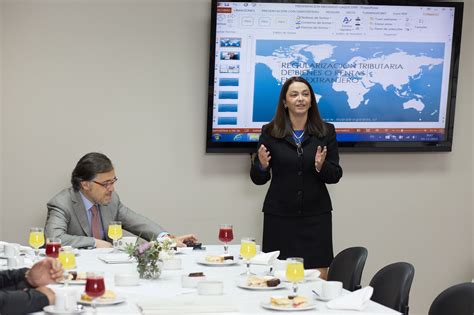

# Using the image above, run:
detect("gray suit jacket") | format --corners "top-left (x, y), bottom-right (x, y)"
top-left (44, 188), bottom-right (166, 248)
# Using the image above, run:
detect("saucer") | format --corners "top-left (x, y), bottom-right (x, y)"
top-left (43, 305), bottom-right (85, 314)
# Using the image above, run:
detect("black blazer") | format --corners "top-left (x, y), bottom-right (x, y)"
top-left (251, 123), bottom-right (342, 216)
top-left (0, 268), bottom-right (49, 315)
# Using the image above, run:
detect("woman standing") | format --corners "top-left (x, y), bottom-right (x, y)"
top-left (250, 76), bottom-right (342, 279)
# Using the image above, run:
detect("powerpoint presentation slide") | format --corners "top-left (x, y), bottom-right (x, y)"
top-left (218, 104), bottom-right (238, 112)
top-left (219, 78), bottom-right (239, 86)
top-left (253, 39), bottom-right (445, 123)
top-left (219, 64), bottom-right (240, 73)
top-left (220, 37), bottom-right (242, 47)
top-left (218, 91), bottom-right (238, 100)
top-left (217, 116), bottom-right (237, 125)
top-left (220, 51), bottom-right (240, 60)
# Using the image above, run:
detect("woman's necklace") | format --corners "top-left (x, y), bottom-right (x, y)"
top-left (292, 130), bottom-right (304, 156)
top-left (292, 130), bottom-right (304, 143)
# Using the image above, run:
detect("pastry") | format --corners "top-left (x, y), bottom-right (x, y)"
top-left (266, 278), bottom-right (281, 287)
top-left (292, 296), bottom-right (308, 308)
top-left (270, 295), bottom-right (308, 308)
top-left (270, 296), bottom-right (291, 307)
top-left (80, 290), bottom-right (116, 302)
top-left (205, 255), bottom-right (224, 263)
top-left (188, 272), bottom-right (205, 277)
top-left (66, 271), bottom-right (86, 281)
top-left (247, 276), bottom-right (280, 287)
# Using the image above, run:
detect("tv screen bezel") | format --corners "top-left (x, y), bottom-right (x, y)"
top-left (206, 0), bottom-right (464, 153)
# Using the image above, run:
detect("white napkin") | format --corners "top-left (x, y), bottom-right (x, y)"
top-left (97, 254), bottom-right (135, 264)
top-left (326, 286), bottom-right (374, 311)
top-left (250, 251), bottom-right (279, 265)
top-left (275, 269), bottom-right (321, 281)
top-left (137, 296), bottom-right (238, 314)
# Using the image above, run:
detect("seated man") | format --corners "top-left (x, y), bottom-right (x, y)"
top-left (0, 257), bottom-right (63, 315)
top-left (45, 152), bottom-right (197, 248)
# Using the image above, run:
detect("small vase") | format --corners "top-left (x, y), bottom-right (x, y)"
top-left (137, 260), bottom-right (162, 280)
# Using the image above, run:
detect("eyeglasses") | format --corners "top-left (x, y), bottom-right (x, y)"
top-left (92, 177), bottom-right (118, 189)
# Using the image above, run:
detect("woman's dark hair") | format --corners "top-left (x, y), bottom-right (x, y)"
top-left (71, 152), bottom-right (114, 191)
top-left (266, 76), bottom-right (327, 138)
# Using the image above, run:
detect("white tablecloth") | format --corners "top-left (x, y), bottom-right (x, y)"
top-left (30, 245), bottom-right (400, 315)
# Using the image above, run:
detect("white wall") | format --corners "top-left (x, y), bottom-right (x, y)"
top-left (1, 0), bottom-right (472, 313)
top-left (0, 1), bottom-right (3, 240)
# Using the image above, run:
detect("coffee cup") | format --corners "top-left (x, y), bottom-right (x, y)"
top-left (321, 281), bottom-right (343, 300)
top-left (117, 236), bottom-right (138, 250)
top-left (7, 256), bottom-right (24, 268)
top-left (54, 287), bottom-right (78, 312)
top-left (4, 243), bottom-right (20, 257)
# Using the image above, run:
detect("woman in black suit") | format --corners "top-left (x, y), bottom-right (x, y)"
top-left (250, 76), bottom-right (342, 279)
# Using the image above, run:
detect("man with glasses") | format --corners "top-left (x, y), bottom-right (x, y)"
top-left (44, 152), bottom-right (197, 248)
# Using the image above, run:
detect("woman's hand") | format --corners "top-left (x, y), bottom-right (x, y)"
top-left (315, 146), bottom-right (327, 172)
top-left (258, 144), bottom-right (271, 170)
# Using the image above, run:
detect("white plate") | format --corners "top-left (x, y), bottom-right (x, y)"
top-left (260, 301), bottom-right (317, 311)
top-left (43, 305), bottom-right (85, 314)
top-left (78, 295), bottom-right (126, 306)
top-left (274, 269), bottom-right (321, 282)
top-left (97, 254), bottom-right (134, 264)
top-left (236, 278), bottom-right (285, 290)
top-left (196, 257), bottom-right (239, 266)
top-left (314, 295), bottom-right (332, 302)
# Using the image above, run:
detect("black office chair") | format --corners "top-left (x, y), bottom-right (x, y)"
top-left (327, 246), bottom-right (368, 291)
top-left (428, 282), bottom-right (474, 315)
top-left (369, 262), bottom-right (415, 315)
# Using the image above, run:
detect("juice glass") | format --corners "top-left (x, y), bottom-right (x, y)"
top-left (240, 237), bottom-right (257, 276)
top-left (286, 257), bottom-right (304, 297)
top-left (58, 247), bottom-right (76, 286)
top-left (108, 221), bottom-right (123, 252)
top-left (85, 272), bottom-right (105, 313)
top-left (218, 224), bottom-right (233, 254)
top-left (45, 238), bottom-right (61, 258)
top-left (29, 227), bottom-right (45, 261)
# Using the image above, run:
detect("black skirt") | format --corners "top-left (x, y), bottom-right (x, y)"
top-left (262, 212), bottom-right (333, 269)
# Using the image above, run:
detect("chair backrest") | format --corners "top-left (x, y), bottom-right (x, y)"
top-left (369, 262), bottom-right (415, 315)
top-left (327, 246), bottom-right (368, 291)
top-left (428, 282), bottom-right (474, 315)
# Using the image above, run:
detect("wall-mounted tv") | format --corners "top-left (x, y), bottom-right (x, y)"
top-left (206, 0), bottom-right (463, 153)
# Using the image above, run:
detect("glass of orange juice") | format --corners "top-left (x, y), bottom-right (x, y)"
top-left (29, 227), bottom-right (45, 261)
top-left (286, 257), bottom-right (304, 297)
top-left (240, 237), bottom-right (257, 276)
top-left (108, 221), bottom-right (123, 252)
top-left (58, 247), bottom-right (76, 287)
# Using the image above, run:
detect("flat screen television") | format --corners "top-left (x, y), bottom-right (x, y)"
top-left (206, 0), bottom-right (464, 153)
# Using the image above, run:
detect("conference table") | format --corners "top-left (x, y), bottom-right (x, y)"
top-left (30, 245), bottom-right (399, 315)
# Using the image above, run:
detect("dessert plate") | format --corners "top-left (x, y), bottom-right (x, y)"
top-left (236, 278), bottom-right (285, 290)
top-left (43, 305), bottom-right (85, 314)
top-left (260, 301), bottom-right (317, 311)
top-left (196, 258), bottom-right (239, 266)
top-left (78, 295), bottom-right (126, 306)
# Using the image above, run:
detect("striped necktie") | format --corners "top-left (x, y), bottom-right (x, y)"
top-left (90, 205), bottom-right (102, 239)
